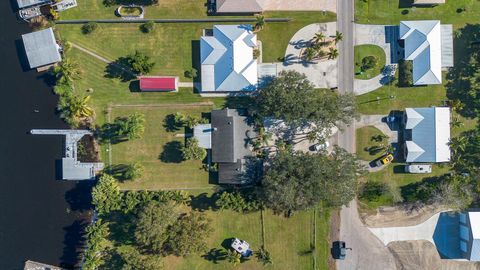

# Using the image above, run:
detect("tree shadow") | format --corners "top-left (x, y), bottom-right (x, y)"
top-left (64, 182), bottom-right (94, 212)
top-left (159, 141), bottom-right (183, 163)
top-left (96, 122), bottom-right (129, 145)
top-left (60, 219), bottom-right (89, 269)
top-left (189, 192), bottom-right (220, 212)
top-left (446, 24), bottom-right (480, 118)
top-left (129, 80), bottom-right (141, 92)
top-left (221, 238), bottom-right (235, 250)
top-left (104, 0), bottom-right (158, 6)
top-left (104, 56), bottom-right (136, 82)
top-left (202, 248), bottom-right (227, 264)
top-left (105, 164), bottom-right (131, 181)
top-left (163, 113), bottom-right (184, 132)
top-left (400, 175), bottom-right (444, 203)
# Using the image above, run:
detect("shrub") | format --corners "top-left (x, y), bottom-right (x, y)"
top-left (181, 138), bottom-right (207, 161)
top-left (215, 191), bottom-right (261, 212)
top-left (140, 21), bottom-right (155, 33)
top-left (359, 181), bottom-right (389, 202)
top-left (398, 59), bottom-right (413, 87)
top-left (184, 68), bottom-right (197, 79)
top-left (127, 50), bottom-right (155, 75)
top-left (361, 55), bottom-right (378, 71)
top-left (82, 22), bottom-right (98, 34)
top-left (253, 48), bottom-right (261, 59)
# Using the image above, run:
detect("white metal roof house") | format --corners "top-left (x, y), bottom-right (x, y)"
top-left (22, 27), bottom-right (62, 70)
top-left (403, 107), bottom-right (450, 163)
top-left (399, 20), bottom-right (453, 85)
top-left (17, 0), bottom-right (50, 9)
top-left (413, 0), bottom-right (445, 5)
top-left (460, 212), bottom-right (480, 261)
top-left (200, 25), bottom-right (258, 93)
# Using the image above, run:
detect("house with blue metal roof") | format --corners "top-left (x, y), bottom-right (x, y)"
top-left (200, 25), bottom-right (258, 93)
top-left (403, 107), bottom-right (450, 163)
top-left (399, 20), bottom-right (453, 85)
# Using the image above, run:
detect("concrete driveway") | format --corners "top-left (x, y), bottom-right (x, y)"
top-left (369, 211), bottom-right (462, 259)
top-left (336, 200), bottom-right (396, 270)
top-left (354, 24), bottom-right (400, 95)
top-left (260, 22), bottom-right (338, 89)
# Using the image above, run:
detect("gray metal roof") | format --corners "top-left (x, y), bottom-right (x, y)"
top-left (22, 28), bottom-right (61, 69)
top-left (216, 0), bottom-right (264, 13)
top-left (17, 0), bottom-right (50, 9)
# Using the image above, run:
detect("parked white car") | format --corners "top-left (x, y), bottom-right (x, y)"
top-left (314, 141), bottom-right (330, 151)
top-left (405, 164), bottom-right (432, 174)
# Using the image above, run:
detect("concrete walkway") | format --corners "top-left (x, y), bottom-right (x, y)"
top-left (353, 24), bottom-right (399, 95)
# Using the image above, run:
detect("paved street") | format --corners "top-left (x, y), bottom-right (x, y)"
top-left (336, 201), bottom-right (396, 270)
top-left (335, 1), bottom-right (397, 269)
top-left (336, 0), bottom-right (355, 154)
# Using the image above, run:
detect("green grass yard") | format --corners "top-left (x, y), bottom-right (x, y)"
top-left (166, 208), bottom-right (330, 270)
top-left (356, 73), bottom-right (447, 115)
top-left (354, 44), bottom-right (386, 80)
top-left (355, 0), bottom-right (480, 25)
top-left (109, 105), bottom-right (214, 190)
top-left (355, 126), bottom-right (388, 161)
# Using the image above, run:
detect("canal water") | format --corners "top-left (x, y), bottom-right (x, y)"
top-left (0, 0), bottom-right (91, 269)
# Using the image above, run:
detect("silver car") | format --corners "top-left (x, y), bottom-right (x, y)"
top-left (405, 164), bottom-right (432, 174)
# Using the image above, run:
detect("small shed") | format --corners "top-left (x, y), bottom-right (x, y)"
top-left (22, 27), bottom-right (61, 70)
top-left (139, 76), bottom-right (179, 92)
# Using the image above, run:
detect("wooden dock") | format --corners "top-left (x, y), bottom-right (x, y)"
top-left (24, 260), bottom-right (65, 270)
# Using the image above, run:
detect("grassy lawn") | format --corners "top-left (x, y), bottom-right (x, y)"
top-left (354, 45), bottom-right (386, 80)
top-left (66, 48), bottom-right (227, 125)
top-left (356, 126), bottom-right (388, 161)
top-left (109, 106), bottom-right (214, 190)
top-left (355, 0), bottom-right (480, 25)
top-left (160, 207), bottom-right (330, 270)
top-left (257, 11), bottom-right (336, 62)
top-left (60, 0), bottom-right (210, 20)
top-left (57, 12), bottom-right (335, 74)
top-left (356, 73), bottom-right (447, 115)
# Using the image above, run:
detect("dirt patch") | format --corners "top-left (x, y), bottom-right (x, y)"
top-left (77, 135), bottom-right (101, 162)
top-left (388, 241), bottom-right (480, 270)
top-left (328, 209), bottom-right (340, 270)
top-left (360, 203), bottom-right (450, 228)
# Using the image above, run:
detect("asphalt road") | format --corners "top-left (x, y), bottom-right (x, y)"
top-left (336, 201), bottom-right (396, 270)
top-left (335, 1), bottom-right (397, 269)
top-left (336, 0), bottom-right (355, 153)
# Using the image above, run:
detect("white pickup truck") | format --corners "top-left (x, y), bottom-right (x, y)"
top-left (405, 164), bottom-right (432, 174)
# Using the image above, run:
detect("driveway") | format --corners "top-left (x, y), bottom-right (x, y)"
top-left (263, 0), bottom-right (336, 13)
top-left (336, 200), bottom-right (396, 270)
top-left (354, 24), bottom-right (400, 95)
top-left (369, 211), bottom-right (462, 259)
top-left (259, 22), bottom-right (338, 89)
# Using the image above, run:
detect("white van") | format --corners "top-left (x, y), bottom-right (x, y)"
top-left (405, 164), bottom-right (432, 174)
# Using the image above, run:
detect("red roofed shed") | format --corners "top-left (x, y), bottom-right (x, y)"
top-left (139, 76), bottom-right (179, 92)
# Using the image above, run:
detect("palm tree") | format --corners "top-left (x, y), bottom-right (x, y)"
top-left (312, 32), bottom-right (325, 45)
top-left (227, 250), bottom-right (241, 266)
top-left (254, 15), bottom-right (265, 32)
top-left (70, 95), bottom-right (94, 118)
top-left (328, 48), bottom-right (339, 60)
top-left (257, 127), bottom-right (272, 147)
top-left (334, 31), bottom-right (343, 44)
top-left (451, 116), bottom-right (464, 129)
top-left (53, 58), bottom-right (82, 85)
top-left (303, 47), bottom-right (317, 61)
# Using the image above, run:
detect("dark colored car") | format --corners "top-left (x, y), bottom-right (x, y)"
top-left (332, 241), bottom-right (347, 260)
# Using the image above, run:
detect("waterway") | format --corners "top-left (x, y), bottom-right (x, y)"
top-left (0, 1), bottom-right (91, 269)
